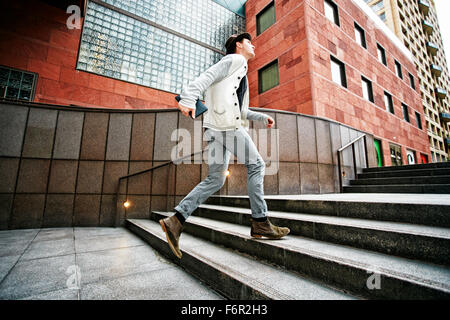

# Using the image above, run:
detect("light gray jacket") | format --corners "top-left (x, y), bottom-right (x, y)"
top-left (178, 53), bottom-right (269, 131)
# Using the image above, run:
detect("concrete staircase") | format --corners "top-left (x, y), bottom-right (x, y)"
top-left (126, 194), bottom-right (450, 300)
top-left (344, 162), bottom-right (450, 194)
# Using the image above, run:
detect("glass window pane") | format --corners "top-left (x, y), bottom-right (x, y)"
top-left (257, 2), bottom-right (275, 35)
top-left (78, 0), bottom-right (246, 94)
top-left (324, 0), bottom-right (338, 25)
top-left (259, 61), bottom-right (279, 93)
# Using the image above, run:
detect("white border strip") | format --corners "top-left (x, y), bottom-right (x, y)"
top-left (352, 0), bottom-right (413, 62)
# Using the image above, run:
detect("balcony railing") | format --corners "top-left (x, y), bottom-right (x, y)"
top-left (426, 42), bottom-right (439, 56)
top-left (418, 0), bottom-right (430, 15)
top-left (422, 20), bottom-right (434, 35)
top-left (431, 64), bottom-right (443, 77)
top-left (439, 112), bottom-right (450, 123)
top-left (436, 88), bottom-right (447, 99)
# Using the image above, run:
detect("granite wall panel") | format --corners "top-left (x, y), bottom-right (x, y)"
top-left (53, 110), bottom-right (84, 159)
top-left (0, 104), bottom-right (28, 157)
top-left (22, 108), bottom-right (57, 158)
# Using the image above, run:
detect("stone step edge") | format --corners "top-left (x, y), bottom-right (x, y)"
top-left (197, 204), bottom-right (450, 240)
top-left (358, 168), bottom-right (450, 178)
top-left (363, 163), bottom-right (450, 172)
top-left (126, 218), bottom-right (344, 300)
top-left (196, 204), bottom-right (450, 266)
top-left (205, 195), bottom-right (450, 228)
top-left (351, 176), bottom-right (450, 183)
top-left (151, 211), bottom-right (450, 300)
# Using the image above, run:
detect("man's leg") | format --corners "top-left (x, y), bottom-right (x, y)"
top-left (225, 128), bottom-right (289, 239)
top-left (160, 130), bottom-right (230, 258)
top-left (174, 131), bottom-right (231, 220)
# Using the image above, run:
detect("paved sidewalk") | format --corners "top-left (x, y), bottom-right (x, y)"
top-left (0, 227), bottom-right (223, 300)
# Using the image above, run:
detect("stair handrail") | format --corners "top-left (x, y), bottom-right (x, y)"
top-left (114, 148), bottom-right (208, 226)
top-left (337, 134), bottom-right (369, 193)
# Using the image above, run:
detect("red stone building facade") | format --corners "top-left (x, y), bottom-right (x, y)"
top-left (0, 0), bottom-right (430, 167)
top-left (245, 0), bottom-right (430, 166)
top-left (0, 0), bottom-right (178, 110)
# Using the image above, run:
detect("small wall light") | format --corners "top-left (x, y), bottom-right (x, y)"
top-left (123, 201), bottom-right (130, 208)
top-left (225, 170), bottom-right (230, 177)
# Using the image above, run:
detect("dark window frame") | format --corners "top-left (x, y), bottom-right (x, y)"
top-left (361, 75), bottom-right (374, 102)
top-left (330, 55), bottom-right (347, 88)
top-left (354, 22), bottom-right (367, 49)
top-left (395, 60), bottom-right (403, 79)
top-left (256, 1), bottom-right (276, 36)
top-left (0, 65), bottom-right (38, 102)
top-left (415, 111), bottom-right (423, 130)
top-left (324, 0), bottom-right (340, 26)
top-left (384, 91), bottom-right (394, 114)
top-left (258, 59), bottom-right (280, 94)
top-left (409, 72), bottom-right (416, 90)
top-left (402, 103), bottom-right (410, 123)
top-left (377, 43), bottom-right (387, 66)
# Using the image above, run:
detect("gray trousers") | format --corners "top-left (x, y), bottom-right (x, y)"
top-left (175, 128), bottom-right (268, 220)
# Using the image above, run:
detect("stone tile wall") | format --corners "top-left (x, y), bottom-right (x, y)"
top-left (0, 101), bottom-right (375, 229)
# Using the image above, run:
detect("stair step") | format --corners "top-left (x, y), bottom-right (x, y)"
top-left (205, 195), bottom-right (450, 228)
top-left (350, 176), bottom-right (450, 185)
top-left (126, 218), bottom-right (357, 300)
top-left (358, 168), bottom-right (450, 179)
top-left (149, 212), bottom-right (450, 299)
top-left (363, 162), bottom-right (450, 173)
top-left (195, 204), bottom-right (450, 266)
top-left (343, 184), bottom-right (450, 194)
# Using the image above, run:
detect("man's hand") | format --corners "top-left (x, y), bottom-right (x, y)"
top-left (267, 116), bottom-right (275, 128)
top-left (178, 104), bottom-right (195, 118)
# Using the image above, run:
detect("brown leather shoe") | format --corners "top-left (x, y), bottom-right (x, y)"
top-left (251, 219), bottom-right (290, 239)
top-left (160, 215), bottom-right (184, 259)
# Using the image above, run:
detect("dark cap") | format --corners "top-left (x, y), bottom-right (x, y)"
top-left (225, 32), bottom-right (252, 55)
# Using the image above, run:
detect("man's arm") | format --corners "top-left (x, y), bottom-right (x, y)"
top-left (178, 55), bottom-right (234, 116)
top-left (245, 110), bottom-right (275, 128)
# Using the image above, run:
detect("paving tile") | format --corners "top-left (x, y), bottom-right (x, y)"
top-left (33, 228), bottom-right (74, 242)
top-left (0, 255), bottom-right (21, 284)
top-left (75, 245), bottom-right (168, 285)
top-left (0, 254), bottom-right (76, 299)
top-left (21, 238), bottom-right (74, 261)
top-left (19, 288), bottom-right (79, 300)
top-left (79, 266), bottom-right (223, 300)
top-left (74, 229), bottom-right (145, 253)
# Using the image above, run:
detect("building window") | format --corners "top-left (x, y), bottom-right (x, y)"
top-left (402, 103), bottom-right (410, 122)
top-left (395, 60), bottom-right (403, 79)
top-left (389, 143), bottom-right (403, 166)
top-left (361, 76), bottom-right (374, 102)
top-left (354, 23), bottom-right (367, 49)
top-left (374, 138), bottom-right (384, 167)
top-left (415, 112), bottom-right (423, 129)
top-left (330, 56), bottom-right (347, 88)
top-left (384, 91), bottom-right (394, 114)
top-left (377, 44), bottom-right (387, 66)
top-left (409, 73), bottom-right (416, 90)
top-left (256, 1), bottom-right (276, 35)
top-left (406, 149), bottom-right (417, 165)
top-left (0, 65), bottom-right (37, 101)
top-left (324, 0), bottom-right (340, 26)
top-left (258, 60), bottom-right (279, 93)
top-left (77, 0), bottom-right (245, 94)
